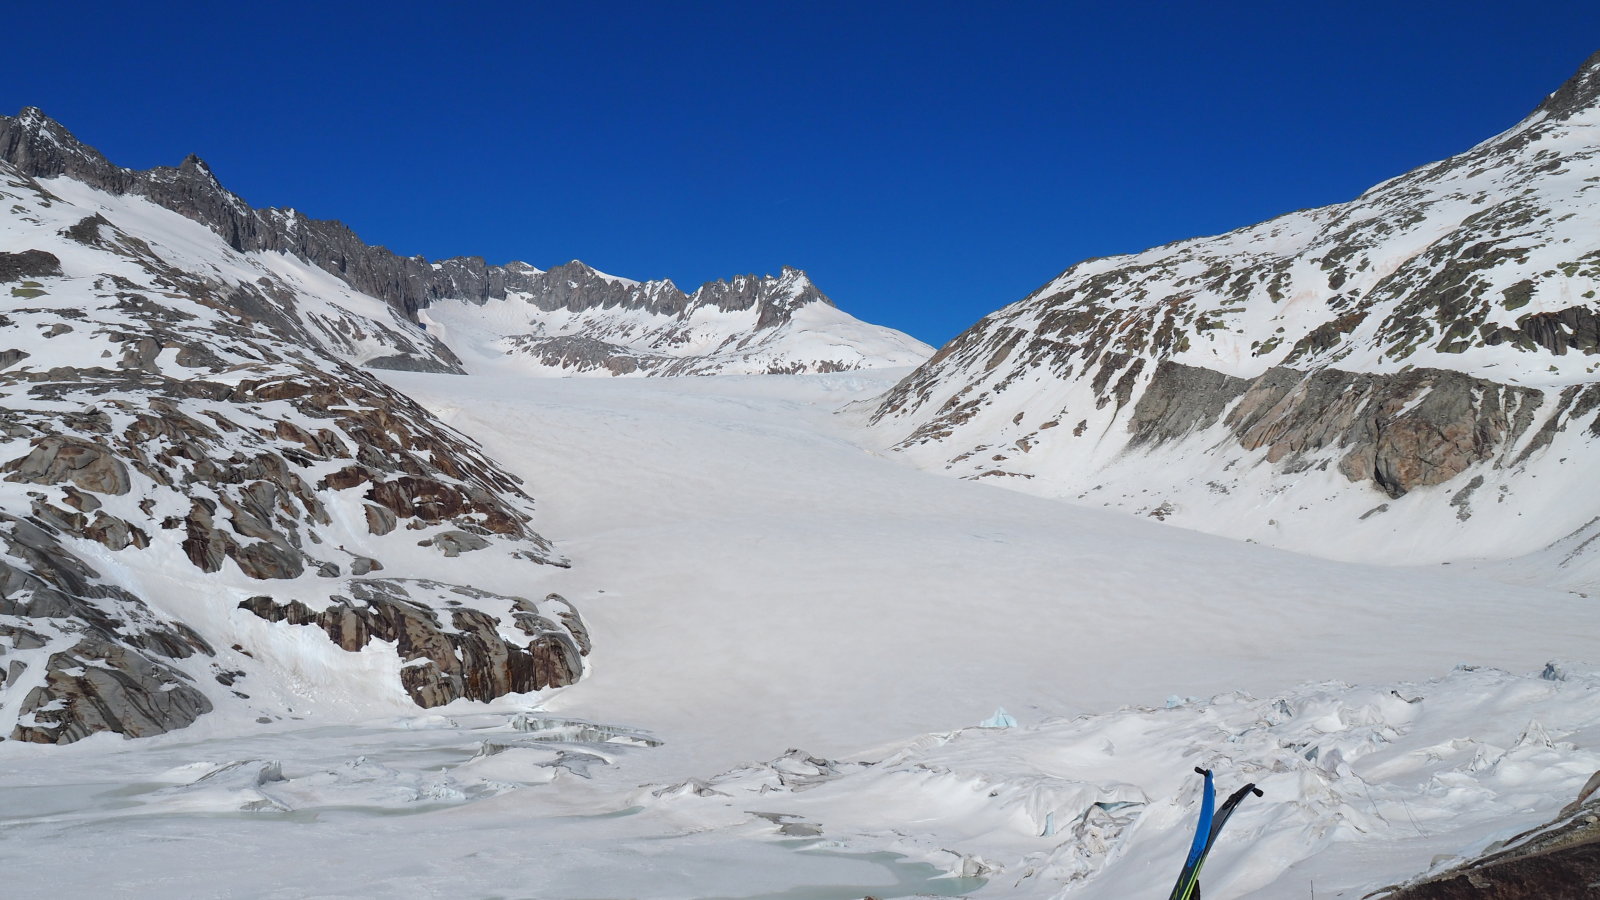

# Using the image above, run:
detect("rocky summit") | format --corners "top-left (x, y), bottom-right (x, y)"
top-left (870, 50), bottom-right (1600, 579)
top-left (0, 108), bottom-right (931, 378)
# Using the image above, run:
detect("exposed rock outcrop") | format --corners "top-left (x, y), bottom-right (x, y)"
top-left (239, 582), bottom-right (588, 707)
top-left (1127, 361), bottom-right (1546, 498)
top-left (5, 435), bottom-right (132, 495)
top-left (1124, 361), bottom-right (1250, 449)
top-left (0, 249), bottom-right (61, 283)
top-left (0, 515), bottom-right (213, 743)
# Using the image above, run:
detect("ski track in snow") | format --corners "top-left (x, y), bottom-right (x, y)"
top-left (2, 369), bottom-right (1594, 899)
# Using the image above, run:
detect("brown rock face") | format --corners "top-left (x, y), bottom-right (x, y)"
top-left (1122, 361), bottom-right (1546, 499)
top-left (4, 436), bottom-right (132, 495)
top-left (1222, 366), bottom-right (1543, 498)
top-left (239, 581), bottom-right (589, 707)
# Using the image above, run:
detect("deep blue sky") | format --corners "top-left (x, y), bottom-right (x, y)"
top-left (9, 2), bottom-right (1600, 345)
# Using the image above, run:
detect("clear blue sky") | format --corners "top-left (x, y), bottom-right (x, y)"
top-left (9, 2), bottom-right (1600, 345)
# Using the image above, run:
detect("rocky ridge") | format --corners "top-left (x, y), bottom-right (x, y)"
top-left (0, 160), bottom-right (588, 743)
top-left (0, 108), bottom-right (930, 376)
top-left (429, 261), bottom-right (931, 376)
top-left (869, 50), bottom-right (1600, 573)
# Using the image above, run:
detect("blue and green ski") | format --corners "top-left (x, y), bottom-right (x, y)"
top-left (1167, 767), bottom-right (1263, 900)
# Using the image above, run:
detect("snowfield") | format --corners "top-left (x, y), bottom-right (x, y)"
top-left (2, 369), bottom-right (1595, 899)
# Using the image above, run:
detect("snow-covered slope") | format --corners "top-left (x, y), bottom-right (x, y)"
top-left (0, 107), bottom-right (932, 378)
top-left (0, 159), bottom-right (587, 743)
top-left (0, 105), bottom-right (930, 743)
top-left (421, 261), bottom-right (934, 377)
top-left (0, 368), bottom-right (1593, 899)
top-left (4, 57), bottom-right (1599, 900)
top-left (870, 50), bottom-right (1600, 578)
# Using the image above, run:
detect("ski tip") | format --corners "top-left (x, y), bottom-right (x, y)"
top-left (1194, 766), bottom-right (1212, 777)
top-left (1249, 785), bottom-right (1263, 797)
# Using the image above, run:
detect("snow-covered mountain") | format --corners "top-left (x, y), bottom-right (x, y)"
top-left (870, 50), bottom-right (1600, 577)
top-left (0, 149), bottom-right (588, 745)
top-left (5, 57), bottom-right (1600, 900)
top-left (0, 106), bottom-right (931, 744)
top-left (421, 260), bottom-right (933, 377)
top-left (0, 107), bottom-right (932, 377)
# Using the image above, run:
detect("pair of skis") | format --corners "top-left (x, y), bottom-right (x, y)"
top-left (1166, 767), bottom-right (1263, 900)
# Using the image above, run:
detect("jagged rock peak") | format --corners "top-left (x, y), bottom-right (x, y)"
top-left (177, 153), bottom-right (221, 183)
top-left (0, 106), bottom-right (119, 182)
top-left (1532, 48), bottom-right (1600, 122)
top-left (0, 107), bottom-right (845, 330)
top-left (547, 259), bottom-right (637, 285)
